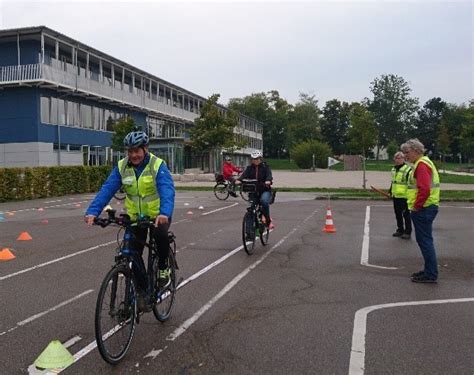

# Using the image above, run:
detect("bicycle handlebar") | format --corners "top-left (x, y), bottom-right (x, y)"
top-left (93, 209), bottom-right (155, 229)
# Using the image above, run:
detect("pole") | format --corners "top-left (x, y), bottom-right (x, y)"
top-left (312, 153), bottom-right (315, 172)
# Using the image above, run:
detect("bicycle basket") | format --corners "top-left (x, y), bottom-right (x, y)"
top-left (242, 181), bottom-right (257, 193)
top-left (215, 173), bottom-right (225, 183)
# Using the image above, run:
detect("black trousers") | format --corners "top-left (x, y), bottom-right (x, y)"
top-left (393, 198), bottom-right (412, 234)
top-left (129, 221), bottom-right (170, 291)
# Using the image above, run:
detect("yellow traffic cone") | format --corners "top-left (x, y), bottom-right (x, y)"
top-left (34, 340), bottom-right (74, 370)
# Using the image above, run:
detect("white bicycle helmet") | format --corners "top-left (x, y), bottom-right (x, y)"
top-left (250, 150), bottom-right (263, 159)
top-left (123, 131), bottom-right (149, 148)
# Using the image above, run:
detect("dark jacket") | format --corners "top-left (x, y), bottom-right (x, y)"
top-left (239, 162), bottom-right (273, 194)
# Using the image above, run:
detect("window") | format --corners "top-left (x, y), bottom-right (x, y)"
top-left (50, 97), bottom-right (58, 124)
top-left (69, 144), bottom-right (82, 151)
top-left (81, 104), bottom-right (92, 129)
top-left (66, 100), bottom-right (74, 126)
top-left (40, 96), bottom-right (50, 124)
top-left (58, 99), bottom-right (66, 125)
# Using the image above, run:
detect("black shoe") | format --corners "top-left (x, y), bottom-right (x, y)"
top-left (411, 274), bottom-right (437, 283)
top-left (411, 270), bottom-right (425, 278)
top-left (401, 233), bottom-right (411, 239)
top-left (230, 192), bottom-right (238, 197)
top-left (392, 231), bottom-right (403, 237)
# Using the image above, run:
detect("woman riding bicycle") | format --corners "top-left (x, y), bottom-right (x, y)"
top-left (222, 155), bottom-right (242, 197)
top-left (84, 130), bottom-right (175, 307)
top-left (235, 150), bottom-right (274, 229)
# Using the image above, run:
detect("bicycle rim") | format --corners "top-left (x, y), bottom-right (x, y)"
top-left (242, 212), bottom-right (256, 255)
top-left (95, 265), bottom-right (136, 365)
top-left (239, 185), bottom-right (250, 202)
top-left (153, 253), bottom-right (176, 322)
top-left (214, 183), bottom-right (229, 200)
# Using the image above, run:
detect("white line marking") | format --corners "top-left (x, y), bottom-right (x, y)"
top-left (0, 290), bottom-right (93, 337)
top-left (0, 242), bottom-right (115, 281)
top-left (201, 203), bottom-right (239, 216)
top-left (349, 298), bottom-right (474, 375)
top-left (63, 335), bottom-right (82, 349)
top-left (361, 206), bottom-right (398, 270)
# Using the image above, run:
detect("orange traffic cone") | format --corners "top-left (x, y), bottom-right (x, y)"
top-left (322, 207), bottom-right (336, 233)
top-left (17, 231), bottom-right (33, 241)
top-left (0, 248), bottom-right (15, 261)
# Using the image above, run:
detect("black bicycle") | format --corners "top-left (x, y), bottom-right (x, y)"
top-left (213, 173), bottom-right (250, 201)
top-left (93, 209), bottom-right (178, 364)
top-left (241, 179), bottom-right (270, 255)
top-left (114, 186), bottom-right (126, 201)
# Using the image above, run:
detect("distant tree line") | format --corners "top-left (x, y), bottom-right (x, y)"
top-left (226, 74), bottom-right (474, 166)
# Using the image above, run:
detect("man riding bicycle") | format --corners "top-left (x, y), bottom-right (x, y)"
top-left (85, 130), bottom-right (175, 309)
top-left (222, 155), bottom-right (242, 197)
top-left (235, 150), bottom-right (274, 229)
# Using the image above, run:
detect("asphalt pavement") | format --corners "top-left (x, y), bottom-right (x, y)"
top-left (0, 192), bottom-right (472, 374)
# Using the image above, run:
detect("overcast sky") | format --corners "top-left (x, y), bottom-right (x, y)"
top-left (1, 0), bottom-right (472, 107)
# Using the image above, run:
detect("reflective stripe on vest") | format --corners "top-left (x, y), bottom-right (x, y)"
top-left (407, 156), bottom-right (440, 210)
top-left (391, 164), bottom-right (411, 198)
top-left (118, 153), bottom-right (163, 221)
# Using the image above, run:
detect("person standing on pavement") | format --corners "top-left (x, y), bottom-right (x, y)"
top-left (389, 151), bottom-right (412, 239)
top-left (401, 139), bottom-right (440, 283)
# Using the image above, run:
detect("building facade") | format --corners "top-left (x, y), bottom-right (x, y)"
top-left (0, 26), bottom-right (263, 172)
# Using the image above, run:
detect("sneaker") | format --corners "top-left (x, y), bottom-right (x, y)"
top-left (411, 270), bottom-right (425, 278)
top-left (401, 233), bottom-right (411, 239)
top-left (268, 221), bottom-right (275, 230)
top-left (158, 268), bottom-right (171, 288)
top-left (392, 231), bottom-right (403, 237)
top-left (411, 274), bottom-right (437, 283)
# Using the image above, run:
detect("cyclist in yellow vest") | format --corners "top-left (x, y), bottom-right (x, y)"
top-left (388, 151), bottom-right (412, 239)
top-left (85, 130), bottom-right (175, 307)
top-left (401, 139), bottom-right (440, 283)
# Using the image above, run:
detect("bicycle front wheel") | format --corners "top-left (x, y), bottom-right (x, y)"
top-left (242, 212), bottom-right (256, 255)
top-left (95, 265), bottom-right (137, 365)
top-left (239, 184), bottom-right (250, 202)
top-left (114, 188), bottom-right (126, 201)
top-left (259, 222), bottom-right (270, 245)
top-left (214, 183), bottom-right (229, 200)
top-left (153, 252), bottom-right (177, 322)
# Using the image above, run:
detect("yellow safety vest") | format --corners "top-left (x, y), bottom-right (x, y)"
top-left (391, 164), bottom-right (411, 198)
top-left (118, 153), bottom-right (163, 221)
top-left (407, 156), bottom-right (440, 210)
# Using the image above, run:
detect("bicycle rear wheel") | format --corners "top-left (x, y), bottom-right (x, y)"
top-left (95, 265), bottom-right (137, 365)
top-left (214, 183), bottom-right (229, 200)
top-left (239, 184), bottom-right (250, 202)
top-left (152, 251), bottom-right (177, 322)
top-left (259, 220), bottom-right (270, 245)
top-left (242, 212), bottom-right (256, 255)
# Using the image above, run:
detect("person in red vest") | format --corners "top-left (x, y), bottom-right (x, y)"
top-left (222, 155), bottom-right (242, 197)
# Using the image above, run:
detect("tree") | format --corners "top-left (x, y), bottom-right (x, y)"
top-left (435, 120), bottom-right (451, 162)
top-left (458, 106), bottom-right (474, 162)
top-left (290, 140), bottom-right (332, 169)
top-left (386, 139), bottom-right (399, 160)
top-left (366, 74), bottom-right (419, 158)
top-left (414, 97), bottom-right (448, 154)
top-left (190, 94), bottom-right (244, 171)
top-left (347, 103), bottom-right (378, 188)
top-left (320, 99), bottom-right (351, 155)
top-left (286, 93), bottom-right (321, 150)
top-left (111, 116), bottom-right (137, 152)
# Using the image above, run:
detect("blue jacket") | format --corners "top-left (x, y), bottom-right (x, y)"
top-left (85, 153), bottom-right (175, 218)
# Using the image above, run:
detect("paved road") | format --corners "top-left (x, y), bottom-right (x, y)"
top-left (0, 192), bottom-right (472, 374)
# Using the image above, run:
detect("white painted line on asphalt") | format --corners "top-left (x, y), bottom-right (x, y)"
top-left (63, 335), bottom-right (82, 349)
top-left (44, 200), bottom-right (63, 204)
top-left (0, 241), bottom-right (115, 282)
top-left (3, 201), bottom-right (90, 214)
top-left (349, 298), bottom-right (474, 375)
top-left (361, 206), bottom-right (398, 270)
top-left (0, 290), bottom-right (93, 337)
top-left (201, 202), bottom-right (239, 216)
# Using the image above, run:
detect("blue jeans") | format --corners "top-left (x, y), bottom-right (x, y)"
top-left (255, 191), bottom-right (272, 222)
top-left (410, 205), bottom-right (439, 279)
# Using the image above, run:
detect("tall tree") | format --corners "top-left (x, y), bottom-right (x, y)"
top-left (435, 119), bottom-right (451, 162)
top-left (347, 103), bottom-right (378, 188)
top-left (459, 115), bottom-right (474, 162)
top-left (286, 93), bottom-right (321, 151)
top-left (320, 99), bottom-right (351, 155)
top-left (366, 74), bottom-right (419, 158)
top-left (414, 97), bottom-right (448, 154)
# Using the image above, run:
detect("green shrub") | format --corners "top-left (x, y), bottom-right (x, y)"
top-left (291, 140), bottom-right (333, 169)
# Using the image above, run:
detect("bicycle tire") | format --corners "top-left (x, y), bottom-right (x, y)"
top-left (259, 222), bottom-right (270, 245)
top-left (214, 183), bottom-right (229, 200)
top-left (114, 188), bottom-right (126, 201)
top-left (239, 185), bottom-right (250, 202)
top-left (95, 264), bottom-right (137, 365)
top-left (152, 251), bottom-right (177, 322)
top-left (242, 211), bottom-right (256, 255)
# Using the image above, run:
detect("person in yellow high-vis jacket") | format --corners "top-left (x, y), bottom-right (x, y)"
top-left (85, 130), bottom-right (175, 309)
top-left (401, 139), bottom-right (440, 283)
top-left (389, 151), bottom-right (412, 239)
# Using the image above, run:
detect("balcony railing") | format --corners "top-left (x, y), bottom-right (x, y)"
top-left (0, 62), bottom-right (199, 123)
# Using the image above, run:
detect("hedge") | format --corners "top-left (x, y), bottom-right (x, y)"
top-left (0, 165), bottom-right (112, 202)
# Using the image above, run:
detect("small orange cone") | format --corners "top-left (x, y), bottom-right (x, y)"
top-left (37, 207), bottom-right (44, 211)
top-left (41, 219), bottom-right (49, 224)
top-left (17, 231), bottom-right (33, 241)
top-left (75, 204), bottom-right (81, 208)
top-left (7, 211), bottom-right (15, 216)
top-left (0, 248), bottom-right (15, 261)
top-left (322, 207), bottom-right (336, 233)
top-left (187, 211), bottom-right (193, 215)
